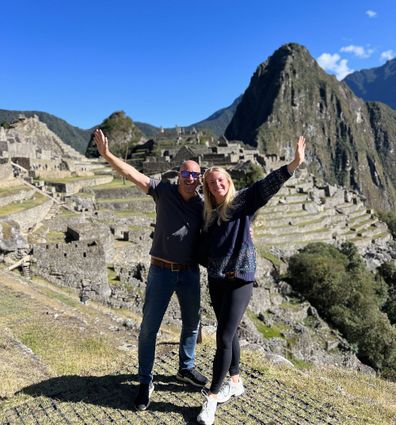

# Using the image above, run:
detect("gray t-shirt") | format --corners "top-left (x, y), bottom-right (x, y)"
top-left (147, 178), bottom-right (203, 264)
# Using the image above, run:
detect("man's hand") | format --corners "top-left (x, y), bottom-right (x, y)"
top-left (94, 129), bottom-right (109, 157)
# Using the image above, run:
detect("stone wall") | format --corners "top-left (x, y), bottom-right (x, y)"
top-left (49, 176), bottom-right (113, 194)
top-left (2, 198), bottom-right (54, 232)
top-left (32, 239), bottom-right (111, 299)
top-left (0, 160), bottom-right (14, 184)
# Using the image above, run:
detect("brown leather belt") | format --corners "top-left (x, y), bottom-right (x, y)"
top-left (225, 271), bottom-right (236, 280)
top-left (151, 258), bottom-right (194, 271)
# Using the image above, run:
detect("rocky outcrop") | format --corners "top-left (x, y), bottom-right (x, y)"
top-left (225, 43), bottom-right (396, 211)
top-left (0, 220), bottom-right (28, 253)
top-left (85, 111), bottom-right (145, 159)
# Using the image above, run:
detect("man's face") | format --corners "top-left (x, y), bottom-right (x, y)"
top-left (178, 161), bottom-right (201, 199)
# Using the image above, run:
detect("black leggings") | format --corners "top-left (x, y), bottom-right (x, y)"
top-left (208, 278), bottom-right (253, 394)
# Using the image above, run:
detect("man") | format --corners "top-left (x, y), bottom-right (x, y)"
top-left (94, 129), bottom-right (208, 411)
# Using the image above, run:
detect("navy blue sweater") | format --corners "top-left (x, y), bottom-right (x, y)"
top-left (204, 165), bottom-right (292, 282)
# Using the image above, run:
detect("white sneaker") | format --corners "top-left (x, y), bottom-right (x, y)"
top-left (217, 378), bottom-right (245, 403)
top-left (197, 393), bottom-right (218, 425)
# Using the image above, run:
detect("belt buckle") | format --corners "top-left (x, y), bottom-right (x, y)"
top-left (171, 263), bottom-right (180, 272)
top-left (226, 271), bottom-right (235, 279)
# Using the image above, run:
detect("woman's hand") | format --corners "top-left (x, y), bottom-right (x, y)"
top-left (294, 135), bottom-right (305, 165)
top-left (287, 136), bottom-right (306, 174)
top-left (94, 129), bottom-right (109, 157)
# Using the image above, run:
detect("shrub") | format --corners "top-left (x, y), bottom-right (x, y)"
top-left (378, 211), bottom-right (396, 238)
top-left (287, 242), bottom-right (396, 373)
top-left (377, 261), bottom-right (396, 324)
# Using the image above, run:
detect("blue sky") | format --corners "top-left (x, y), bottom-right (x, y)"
top-left (1, 0), bottom-right (395, 129)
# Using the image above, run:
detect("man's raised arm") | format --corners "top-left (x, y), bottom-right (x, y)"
top-left (94, 129), bottom-right (151, 194)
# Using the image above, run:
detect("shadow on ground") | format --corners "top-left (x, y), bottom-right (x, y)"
top-left (18, 372), bottom-right (202, 413)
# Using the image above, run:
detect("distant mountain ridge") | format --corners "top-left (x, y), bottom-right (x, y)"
top-left (186, 95), bottom-right (242, 135)
top-left (0, 97), bottom-right (238, 152)
top-left (343, 58), bottom-right (396, 110)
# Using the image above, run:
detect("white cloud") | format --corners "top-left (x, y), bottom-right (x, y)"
top-left (317, 53), bottom-right (353, 80)
top-left (340, 45), bottom-right (374, 58)
top-left (380, 50), bottom-right (395, 62)
top-left (366, 10), bottom-right (377, 18)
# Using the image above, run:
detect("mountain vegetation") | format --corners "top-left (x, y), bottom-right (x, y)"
top-left (287, 242), bottom-right (396, 378)
top-left (224, 43), bottom-right (396, 212)
top-left (85, 111), bottom-right (145, 158)
top-left (343, 58), bottom-right (396, 110)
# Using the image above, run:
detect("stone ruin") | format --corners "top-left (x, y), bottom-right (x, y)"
top-left (0, 115), bottom-right (94, 179)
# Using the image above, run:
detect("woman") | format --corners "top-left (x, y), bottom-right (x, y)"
top-left (197, 136), bottom-right (306, 425)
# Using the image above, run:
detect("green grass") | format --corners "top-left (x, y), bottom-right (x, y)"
top-left (97, 195), bottom-right (148, 203)
top-left (0, 193), bottom-right (49, 216)
top-left (256, 248), bottom-right (283, 267)
top-left (18, 323), bottom-right (120, 375)
top-left (45, 231), bottom-right (65, 242)
top-left (247, 310), bottom-right (284, 339)
top-left (37, 286), bottom-right (81, 308)
top-left (44, 176), bottom-right (101, 184)
top-left (93, 178), bottom-right (133, 190)
top-left (58, 208), bottom-right (79, 217)
top-left (104, 209), bottom-right (156, 219)
top-left (107, 266), bottom-right (119, 283)
top-left (0, 185), bottom-right (26, 197)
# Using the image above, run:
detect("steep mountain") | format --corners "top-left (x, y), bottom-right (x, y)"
top-left (225, 43), bottom-right (396, 211)
top-left (343, 58), bottom-right (396, 110)
top-left (85, 111), bottom-right (145, 158)
top-left (187, 95), bottom-right (242, 136)
top-left (0, 109), bottom-right (92, 154)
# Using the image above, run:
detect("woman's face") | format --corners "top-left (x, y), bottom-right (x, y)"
top-left (206, 171), bottom-right (230, 204)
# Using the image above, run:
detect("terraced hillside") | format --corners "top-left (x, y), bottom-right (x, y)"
top-left (254, 169), bottom-right (391, 254)
top-left (0, 270), bottom-right (395, 425)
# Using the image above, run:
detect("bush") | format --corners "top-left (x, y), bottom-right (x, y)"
top-left (378, 211), bottom-right (396, 238)
top-left (377, 261), bottom-right (396, 324)
top-left (287, 242), bottom-right (396, 373)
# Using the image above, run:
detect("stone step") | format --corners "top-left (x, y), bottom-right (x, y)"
top-left (349, 217), bottom-right (378, 232)
top-left (255, 228), bottom-right (334, 245)
top-left (255, 216), bottom-right (334, 236)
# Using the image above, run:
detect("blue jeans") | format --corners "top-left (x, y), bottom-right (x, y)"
top-left (138, 264), bottom-right (200, 384)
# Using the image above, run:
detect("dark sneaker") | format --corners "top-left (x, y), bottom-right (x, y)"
top-left (176, 368), bottom-right (208, 387)
top-left (134, 382), bottom-right (154, 411)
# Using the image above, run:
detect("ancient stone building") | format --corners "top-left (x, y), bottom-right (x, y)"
top-left (32, 239), bottom-right (111, 300)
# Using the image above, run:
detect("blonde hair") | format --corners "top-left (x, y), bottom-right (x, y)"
top-left (202, 166), bottom-right (236, 229)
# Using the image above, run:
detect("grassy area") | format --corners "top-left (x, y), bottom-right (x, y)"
top-left (247, 309), bottom-right (285, 338)
top-left (242, 349), bottom-right (396, 425)
top-left (18, 322), bottom-right (120, 375)
top-left (106, 209), bottom-right (156, 219)
top-left (0, 193), bottom-right (49, 217)
top-left (0, 185), bottom-right (26, 197)
top-left (45, 231), bottom-right (65, 242)
top-left (0, 272), bottom-right (132, 397)
top-left (44, 176), bottom-right (104, 184)
top-left (107, 266), bottom-right (119, 283)
top-left (97, 195), bottom-right (148, 203)
top-left (256, 248), bottom-right (283, 267)
top-left (58, 207), bottom-right (79, 217)
top-left (0, 271), bottom-right (395, 423)
top-left (93, 178), bottom-right (133, 190)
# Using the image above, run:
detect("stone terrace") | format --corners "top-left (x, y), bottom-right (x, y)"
top-left (254, 169), bottom-right (391, 254)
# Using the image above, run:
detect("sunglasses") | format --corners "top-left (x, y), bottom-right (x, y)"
top-left (180, 170), bottom-right (201, 179)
